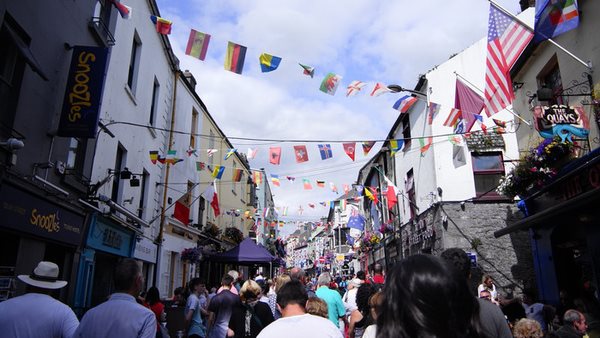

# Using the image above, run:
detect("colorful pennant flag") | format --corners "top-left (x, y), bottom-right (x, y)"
top-left (212, 166), bottom-right (225, 179)
top-left (201, 183), bottom-right (220, 217)
top-left (269, 147), bottom-right (282, 165)
top-left (286, 176), bottom-right (295, 182)
top-left (367, 187), bottom-right (378, 204)
top-left (316, 180), bottom-right (325, 188)
top-left (319, 202), bottom-right (326, 207)
top-left (224, 41), bottom-right (247, 74)
top-left (390, 139), bottom-right (404, 155)
top-left (346, 81), bottom-right (367, 97)
top-left (419, 137), bottom-right (433, 156)
top-left (150, 15), bottom-right (172, 35)
top-left (166, 150), bottom-right (178, 164)
top-left (282, 206), bottom-right (288, 216)
top-left (110, 0), bottom-right (131, 19)
top-left (232, 168), bottom-right (243, 182)
top-left (247, 148), bottom-right (258, 159)
top-left (271, 174), bottom-right (281, 187)
top-left (448, 135), bottom-right (464, 146)
top-left (534, 0), bottom-right (579, 42)
top-left (347, 214), bottom-right (366, 232)
top-left (362, 141), bottom-right (376, 156)
top-left (343, 142), bottom-right (356, 161)
top-left (319, 73), bottom-right (342, 96)
top-left (149, 151), bottom-right (158, 164)
top-left (330, 183), bottom-right (338, 194)
top-left (492, 118), bottom-right (507, 128)
top-left (294, 145), bottom-right (309, 163)
top-left (224, 148), bottom-right (237, 160)
top-left (393, 95), bottom-right (418, 113)
top-left (186, 147), bottom-right (198, 157)
top-left (207, 149), bottom-right (218, 157)
top-left (428, 102), bottom-right (441, 125)
top-left (343, 184), bottom-right (350, 194)
top-left (308, 203), bottom-right (315, 209)
top-left (370, 83), bottom-right (391, 97)
top-left (253, 171), bottom-right (263, 185)
top-left (185, 29), bottom-right (211, 61)
top-left (259, 53), bottom-right (282, 72)
top-left (299, 63), bottom-right (315, 78)
top-left (303, 178), bottom-right (313, 190)
top-left (340, 199), bottom-right (347, 210)
top-left (196, 162), bottom-right (205, 171)
top-left (318, 144), bottom-right (333, 160)
top-left (443, 108), bottom-right (462, 127)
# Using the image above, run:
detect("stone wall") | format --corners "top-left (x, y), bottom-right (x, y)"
top-left (399, 201), bottom-right (535, 297)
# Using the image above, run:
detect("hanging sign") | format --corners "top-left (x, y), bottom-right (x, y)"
top-left (533, 105), bottom-right (590, 141)
top-left (57, 46), bottom-right (109, 138)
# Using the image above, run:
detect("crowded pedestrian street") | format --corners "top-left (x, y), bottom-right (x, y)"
top-left (1, 0), bottom-right (600, 337)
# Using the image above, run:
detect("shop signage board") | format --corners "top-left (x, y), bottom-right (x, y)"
top-left (87, 215), bottom-right (134, 257)
top-left (0, 183), bottom-right (84, 246)
top-left (134, 237), bottom-right (158, 263)
top-left (533, 105), bottom-right (590, 141)
top-left (57, 46), bottom-right (109, 138)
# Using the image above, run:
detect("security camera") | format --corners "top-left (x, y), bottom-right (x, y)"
top-left (0, 138), bottom-right (24, 151)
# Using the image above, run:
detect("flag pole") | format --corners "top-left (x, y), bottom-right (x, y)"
top-left (454, 71), bottom-right (531, 126)
top-left (488, 0), bottom-right (591, 69)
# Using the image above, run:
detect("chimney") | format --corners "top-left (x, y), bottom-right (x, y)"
top-left (519, 0), bottom-right (535, 11)
top-left (183, 70), bottom-right (197, 90)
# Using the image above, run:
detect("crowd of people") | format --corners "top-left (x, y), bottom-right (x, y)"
top-left (0, 251), bottom-right (598, 338)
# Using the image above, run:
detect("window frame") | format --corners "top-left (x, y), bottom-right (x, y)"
top-left (471, 151), bottom-right (506, 200)
top-left (127, 31), bottom-right (142, 94)
top-left (401, 113), bottom-right (411, 150)
top-left (149, 77), bottom-right (160, 126)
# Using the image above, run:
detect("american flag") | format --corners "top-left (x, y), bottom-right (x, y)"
top-left (484, 4), bottom-right (533, 116)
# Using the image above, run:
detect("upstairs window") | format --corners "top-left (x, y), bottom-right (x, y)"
top-left (149, 77), bottom-right (159, 125)
top-left (127, 31), bottom-right (142, 93)
top-left (472, 152), bottom-right (505, 199)
top-left (66, 138), bottom-right (87, 175)
top-left (406, 169), bottom-right (416, 220)
top-left (401, 113), bottom-right (411, 150)
top-left (190, 108), bottom-right (198, 148)
top-left (537, 56), bottom-right (564, 105)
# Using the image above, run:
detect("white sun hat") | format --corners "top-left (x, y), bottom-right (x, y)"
top-left (17, 261), bottom-right (68, 289)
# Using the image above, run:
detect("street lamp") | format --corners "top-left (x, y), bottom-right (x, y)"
top-left (387, 85), bottom-right (427, 97)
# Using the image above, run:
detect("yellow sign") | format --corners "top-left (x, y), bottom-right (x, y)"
top-left (336, 254), bottom-right (344, 262)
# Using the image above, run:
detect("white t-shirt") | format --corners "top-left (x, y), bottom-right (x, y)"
top-left (477, 283), bottom-right (497, 300)
top-left (362, 324), bottom-right (377, 338)
top-left (257, 313), bottom-right (343, 338)
top-left (343, 288), bottom-right (358, 314)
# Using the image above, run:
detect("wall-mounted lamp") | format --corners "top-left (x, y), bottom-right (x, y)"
top-left (387, 84), bottom-right (427, 97)
top-left (536, 86), bottom-right (554, 102)
top-left (129, 175), bottom-right (140, 187)
top-left (0, 138), bottom-right (25, 151)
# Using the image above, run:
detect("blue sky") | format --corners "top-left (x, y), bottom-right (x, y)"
top-left (154, 0), bottom-right (522, 235)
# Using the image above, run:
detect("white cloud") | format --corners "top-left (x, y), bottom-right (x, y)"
top-left (155, 0), bottom-right (522, 231)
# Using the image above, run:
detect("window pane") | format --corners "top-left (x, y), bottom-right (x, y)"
top-left (474, 173), bottom-right (503, 195)
top-left (472, 154), bottom-right (502, 171)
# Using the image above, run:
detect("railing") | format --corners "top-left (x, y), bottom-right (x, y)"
top-left (89, 17), bottom-right (115, 47)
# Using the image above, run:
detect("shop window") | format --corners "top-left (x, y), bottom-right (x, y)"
top-left (127, 31), bottom-right (142, 94)
top-left (401, 113), bottom-right (411, 150)
top-left (406, 169), bottom-right (416, 220)
top-left (66, 138), bottom-right (87, 175)
top-left (138, 169), bottom-right (148, 218)
top-left (471, 152), bottom-right (505, 199)
top-left (537, 56), bottom-right (564, 105)
top-left (149, 77), bottom-right (159, 126)
top-left (0, 14), bottom-right (28, 139)
top-left (190, 108), bottom-right (198, 148)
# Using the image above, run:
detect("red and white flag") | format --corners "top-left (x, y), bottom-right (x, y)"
top-left (370, 82), bottom-right (391, 97)
top-left (384, 177), bottom-right (398, 210)
top-left (269, 147), bottom-right (281, 165)
top-left (484, 4), bottom-right (533, 116)
top-left (343, 142), bottom-right (356, 161)
top-left (247, 148), bottom-right (258, 159)
top-left (346, 81), bottom-right (366, 97)
top-left (443, 108), bottom-right (462, 127)
top-left (201, 183), bottom-right (220, 217)
top-left (294, 145), bottom-right (309, 163)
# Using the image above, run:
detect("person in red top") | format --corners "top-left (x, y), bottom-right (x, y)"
top-left (144, 286), bottom-right (165, 336)
top-left (372, 264), bottom-right (385, 284)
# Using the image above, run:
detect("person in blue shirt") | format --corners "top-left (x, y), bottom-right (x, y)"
top-left (315, 272), bottom-right (347, 331)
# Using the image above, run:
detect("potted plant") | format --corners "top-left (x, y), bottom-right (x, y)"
top-left (223, 227), bottom-right (244, 244)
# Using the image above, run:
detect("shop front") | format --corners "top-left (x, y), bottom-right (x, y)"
top-left (0, 182), bottom-right (85, 303)
top-left (134, 236), bottom-right (158, 289)
top-left (74, 213), bottom-right (135, 314)
top-left (495, 148), bottom-right (600, 305)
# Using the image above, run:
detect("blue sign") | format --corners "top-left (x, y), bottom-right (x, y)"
top-left (467, 252), bottom-right (477, 268)
top-left (57, 46), bottom-right (108, 138)
top-left (86, 215), bottom-right (134, 257)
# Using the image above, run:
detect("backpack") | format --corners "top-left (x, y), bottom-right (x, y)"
top-left (244, 303), bottom-right (263, 337)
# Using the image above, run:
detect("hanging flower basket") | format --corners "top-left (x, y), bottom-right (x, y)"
top-left (181, 247), bottom-right (202, 264)
top-left (223, 227), bottom-right (244, 244)
top-left (497, 137), bottom-right (576, 199)
top-left (202, 222), bottom-right (221, 238)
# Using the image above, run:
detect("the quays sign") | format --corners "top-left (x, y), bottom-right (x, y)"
top-left (57, 46), bottom-right (108, 138)
top-left (0, 184), bottom-right (84, 246)
top-left (533, 105), bottom-right (590, 141)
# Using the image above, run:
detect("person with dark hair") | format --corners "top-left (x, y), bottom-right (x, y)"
top-left (75, 258), bottom-right (156, 337)
top-left (256, 280), bottom-right (342, 338)
top-left (144, 286), bottom-right (165, 337)
top-left (361, 292), bottom-right (383, 338)
top-left (441, 247), bottom-right (512, 338)
top-left (522, 288), bottom-right (555, 334)
top-left (208, 274), bottom-right (241, 338)
top-left (290, 267), bottom-right (315, 297)
top-left (548, 309), bottom-right (588, 338)
top-left (0, 261), bottom-right (79, 338)
top-left (186, 278), bottom-right (208, 338)
top-left (228, 280), bottom-right (274, 338)
top-left (348, 283), bottom-right (376, 338)
top-left (372, 264), bottom-right (384, 285)
top-left (377, 254), bottom-right (486, 338)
